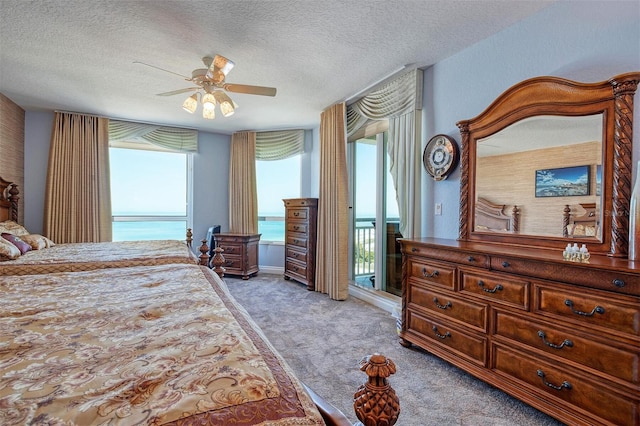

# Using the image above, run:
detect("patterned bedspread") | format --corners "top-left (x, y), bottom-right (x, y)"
top-left (0, 240), bottom-right (198, 276)
top-left (0, 264), bottom-right (323, 425)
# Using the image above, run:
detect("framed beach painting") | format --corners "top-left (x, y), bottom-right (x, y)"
top-left (535, 165), bottom-right (590, 197)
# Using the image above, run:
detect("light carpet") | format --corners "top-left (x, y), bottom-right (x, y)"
top-left (224, 273), bottom-right (564, 426)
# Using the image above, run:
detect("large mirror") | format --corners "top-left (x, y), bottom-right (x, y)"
top-left (457, 72), bottom-right (640, 256)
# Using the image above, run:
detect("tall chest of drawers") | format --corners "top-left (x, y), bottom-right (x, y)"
top-left (214, 233), bottom-right (261, 280)
top-left (283, 198), bottom-right (318, 290)
top-left (399, 238), bottom-right (640, 426)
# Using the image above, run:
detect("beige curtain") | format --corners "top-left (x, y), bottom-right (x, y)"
top-left (346, 69), bottom-right (423, 238)
top-left (389, 112), bottom-right (422, 237)
top-left (316, 103), bottom-right (349, 300)
top-left (228, 131), bottom-right (258, 233)
top-left (44, 112), bottom-right (112, 243)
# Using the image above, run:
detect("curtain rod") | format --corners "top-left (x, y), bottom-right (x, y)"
top-left (54, 110), bottom-right (199, 131)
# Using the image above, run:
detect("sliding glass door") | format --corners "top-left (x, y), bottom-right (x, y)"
top-left (350, 130), bottom-right (401, 296)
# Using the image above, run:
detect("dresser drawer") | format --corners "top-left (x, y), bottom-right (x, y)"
top-left (401, 242), bottom-right (488, 268)
top-left (493, 345), bottom-right (637, 426)
top-left (406, 257), bottom-right (456, 290)
top-left (285, 259), bottom-right (307, 279)
top-left (491, 255), bottom-right (640, 295)
top-left (494, 311), bottom-right (639, 383)
top-left (408, 284), bottom-right (487, 332)
top-left (286, 234), bottom-right (308, 249)
top-left (222, 254), bottom-right (242, 270)
top-left (287, 222), bottom-right (309, 234)
top-left (460, 269), bottom-right (529, 310)
top-left (218, 243), bottom-right (243, 255)
top-left (406, 310), bottom-right (487, 366)
top-left (287, 208), bottom-right (309, 221)
top-left (534, 283), bottom-right (640, 337)
top-left (286, 246), bottom-right (308, 264)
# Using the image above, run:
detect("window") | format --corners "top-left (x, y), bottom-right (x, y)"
top-left (109, 147), bottom-right (192, 241)
top-left (256, 155), bottom-right (301, 242)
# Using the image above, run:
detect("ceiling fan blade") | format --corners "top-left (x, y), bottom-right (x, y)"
top-left (133, 61), bottom-right (190, 79)
top-left (223, 83), bottom-right (277, 97)
top-left (156, 87), bottom-right (200, 96)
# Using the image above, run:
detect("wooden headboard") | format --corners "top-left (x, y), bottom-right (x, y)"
top-left (0, 176), bottom-right (20, 223)
top-left (474, 197), bottom-right (519, 233)
top-left (563, 203), bottom-right (598, 238)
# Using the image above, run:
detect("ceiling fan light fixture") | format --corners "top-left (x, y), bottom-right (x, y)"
top-left (182, 93), bottom-right (198, 113)
top-left (202, 103), bottom-right (216, 119)
top-left (214, 91), bottom-right (235, 117)
top-left (202, 92), bottom-right (216, 109)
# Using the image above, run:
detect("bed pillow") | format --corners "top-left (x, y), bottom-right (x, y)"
top-left (21, 234), bottom-right (56, 250)
top-left (2, 233), bottom-right (32, 254)
top-left (0, 236), bottom-right (21, 260)
top-left (0, 220), bottom-right (30, 237)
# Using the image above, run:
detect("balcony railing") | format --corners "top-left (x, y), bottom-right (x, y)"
top-left (354, 217), bottom-right (376, 278)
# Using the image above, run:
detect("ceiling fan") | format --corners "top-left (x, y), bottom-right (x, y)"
top-left (134, 55), bottom-right (277, 119)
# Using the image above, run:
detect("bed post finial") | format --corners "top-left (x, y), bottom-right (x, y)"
top-left (211, 246), bottom-right (226, 278)
top-left (186, 228), bottom-right (193, 247)
top-left (198, 239), bottom-right (209, 266)
top-left (353, 353), bottom-right (400, 426)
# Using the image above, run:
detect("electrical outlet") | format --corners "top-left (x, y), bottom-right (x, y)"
top-left (435, 203), bottom-right (442, 216)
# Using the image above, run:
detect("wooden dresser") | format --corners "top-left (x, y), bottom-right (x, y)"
top-left (214, 233), bottom-right (260, 279)
top-left (399, 238), bottom-right (639, 426)
top-left (283, 198), bottom-right (318, 290)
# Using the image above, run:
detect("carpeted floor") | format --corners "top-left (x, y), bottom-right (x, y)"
top-left (224, 272), bottom-right (565, 426)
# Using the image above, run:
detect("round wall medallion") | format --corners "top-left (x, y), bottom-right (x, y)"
top-left (423, 134), bottom-right (459, 181)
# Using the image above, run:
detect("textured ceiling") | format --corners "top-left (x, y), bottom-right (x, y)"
top-left (0, 0), bottom-right (554, 135)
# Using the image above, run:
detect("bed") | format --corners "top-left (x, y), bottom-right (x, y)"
top-left (0, 263), bottom-right (329, 425)
top-left (474, 197), bottom-right (520, 232)
top-left (0, 179), bottom-right (209, 276)
top-left (0, 177), bottom-right (398, 425)
top-left (562, 202), bottom-right (599, 238)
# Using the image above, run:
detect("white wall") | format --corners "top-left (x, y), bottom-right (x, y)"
top-left (421, 0), bottom-right (640, 239)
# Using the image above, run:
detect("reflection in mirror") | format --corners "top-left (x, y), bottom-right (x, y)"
top-left (475, 114), bottom-right (602, 240)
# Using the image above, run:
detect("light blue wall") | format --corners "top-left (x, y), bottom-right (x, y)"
top-left (421, 0), bottom-right (640, 239)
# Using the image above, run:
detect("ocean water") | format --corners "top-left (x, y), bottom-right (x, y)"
top-left (113, 220), bottom-right (286, 242)
top-left (258, 220), bottom-right (285, 242)
top-left (112, 221), bottom-right (188, 241)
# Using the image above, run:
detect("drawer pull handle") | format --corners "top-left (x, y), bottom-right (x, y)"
top-left (536, 370), bottom-right (572, 391)
top-left (433, 297), bottom-right (452, 310)
top-left (501, 261), bottom-right (510, 268)
top-left (422, 268), bottom-right (439, 278)
top-left (477, 280), bottom-right (503, 293)
top-left (293, 225), bottom-right (300, 230)
top-left (293, 212), bottom-right (300, 217)
top-left (537, 331), bottom-right (573, 349)
top-left (411, 247), bottom-right (418, 252)
top-left (564, 299), bottom-right (605, 317)
top-left (612, 278), bottom-right (625, 288)
top-left (431, 326), bottom-right (451, 339)
top-left (467, 256), bottom-right (475, 262)
top-left (225, 260), bottom-right (233, 265)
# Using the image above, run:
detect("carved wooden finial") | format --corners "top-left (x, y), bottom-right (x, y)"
top-left (198, 239), bottom-right (209, 266)
top-left (211, 246), bottom-right (226, 278)
top-left (353, 353), bottom-right (400, 426)
top-left (186, 228), bottom-right (193, 247)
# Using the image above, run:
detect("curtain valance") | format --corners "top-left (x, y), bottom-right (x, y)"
top-left (346, 69), bottom-right (423, 138)
top-left (108, 120), bottom-right (198, 153)
top-left (255, 129), bottom-right (305, 161)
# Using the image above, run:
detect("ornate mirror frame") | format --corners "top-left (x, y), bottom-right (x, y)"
top-left (457, 72), bottom-right (640, 257)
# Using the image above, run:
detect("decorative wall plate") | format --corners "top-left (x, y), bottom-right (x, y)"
top-left (423, 134), bottom-right (459, 181)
